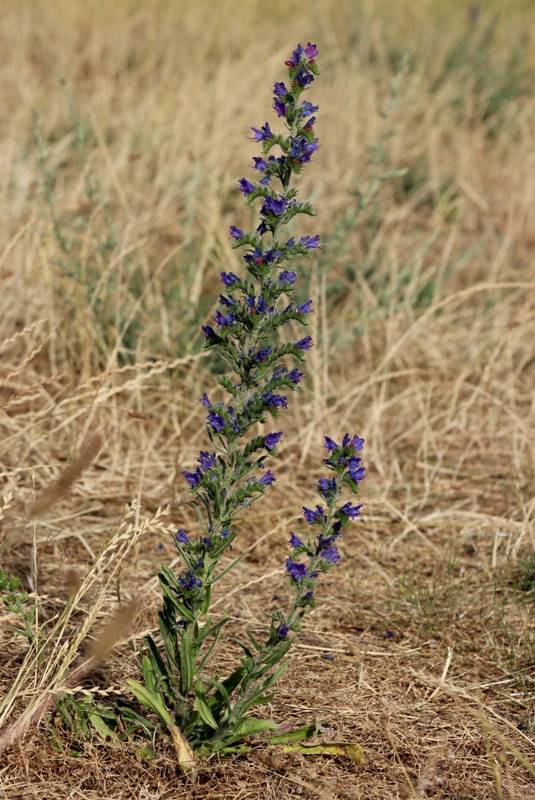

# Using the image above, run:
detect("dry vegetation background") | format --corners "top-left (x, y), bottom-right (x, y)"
top-left (1, 0), bottom-right (535, 797)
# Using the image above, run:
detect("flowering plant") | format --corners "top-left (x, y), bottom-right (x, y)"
top-left (122, 42), bottom-right (365, 766)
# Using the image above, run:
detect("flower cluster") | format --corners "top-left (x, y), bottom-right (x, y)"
top-left (176, 41), bottom-right (322, 607)
top-left (274, 434), bottom-right (366, 640)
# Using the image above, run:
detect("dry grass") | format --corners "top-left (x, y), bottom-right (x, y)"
top-left (1, 0), bottom-right (535, 797)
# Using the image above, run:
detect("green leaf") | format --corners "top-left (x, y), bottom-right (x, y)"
top-left (194, 683), bottom-right (218, 730)
top-left (88, 712), bottom-right (116, 740)
top-left (179, 632), bottom-right (195, 695)
top-left (126, 679), bottom-right (175, 731)
top-left (234, 717), bottom-right (278, 737)
top-left (282, 742), bottom-right (364, 763)
top-left (267, 722), bottom-right (320, 745)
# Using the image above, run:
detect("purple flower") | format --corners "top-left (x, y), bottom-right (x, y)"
top-left (324, 436), bottom-right (338, 452)
top-left (175, 528), bottom-right (189, 544)
top-left (300, 234), bottom-right (321, 249)
top-left (279, 270), bottom-right (297, 285)
top-left (303, 505), bottom-right (325, 524)
top-left (264, 431), bottom-right (283, 451)
top-left (304, 42), bottom-right (319, 60)
top-left (239, 178), bottom-right (255, 196)
top-left (290, 532), bottom-right (304, 548)
top-left (339, 502), bottom-right (363, 519)
top-left (260, 469), bottom-right (276, 486)
top-left (286, 558), bottom-right (307, 581)
top-left (289, 136), bottom-right (319, 163)
top-left (220, 271), bottom-right (240, 287)
top-left (229, 226), bottom-right (244, 240)
top-left (273, 81), bottom-right (288, 97)
top-left (201, 393), bottom-right (212, 408)
top-left (285, 44), bottom-right (305, 68)
top-left (347, 457), bottom-right (366, 483)
top-left (257, 220), bottom-right (269, 235)
top-left (179, 571), bottom-right (202, 590)
top-left (295, 68), bottom-right (314, 87)
top-left (278, 623), bottom-right (290, 639)
top-left (301, 101), bottom-right (319, 117)
top-left (198, 451), bottom-right (217, 471)
top-left (320, 545), bottom-right (340, 564)
top-left (220, 528), bottom-right (232, 538)
top-left (215, 310), bottom-right (235, 327)
top-left (219, 294), bottom-right (235, 308)
top-left (183, 468), bottom-right (202, 488)
top-left (297, 299), bottom-right (314, 314)
top-left (253, 156), bottom-right (268, 171)
top-left (254, 346), bottom-right (273, 363)
top-left (251, 122), bottom-right (272, 141)
top-left (262, 196), bottom-right (287, 217)
top-left (318, 477), bottom-right (337, 498)
top-left (351, 435), bottom-right (365, 451)
top-left (201, 325), bottom-right (218, 342)
top-left (207, 411), bottom-right (226, 433)
top-left (296, 336), bottom-right (312, 350)
top-left (264, 391), bottom-right (288, 409)
top-left (288, 368), bottom-right (303, 385)
top-left (273, 99), bottom-right (286, 118)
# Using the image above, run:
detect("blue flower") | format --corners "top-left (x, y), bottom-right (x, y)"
top-left (260, 469), bottom-right (276, 486)
top-left (285, 44), bottom-right (305, 68)
top-left (251, 122), bottom-right (273, 141)
top-left (301, 101), bottom-right (319, 117)
top-left (198, 451), bottom-right (217, 471)
top-left (300, 234), bottom-right (321, 249)
top-left (304, 42), bottom-right (319, 60)
top-left (262, 196), bottom-right (287, 217)
top-left (264, 391), bottom-right (288, 409)
top-left (179, 571), bottom-right (202, 590)
top-left (220, 528), bottom-right (232, 538)
top-left (286, 558), bottom-right (307, 581)
top-left (264, 431), bottom-right (283, 450)
top-left (201, 393), bottom-right (212, 408)
top-left (183, 468), bottom-right (202, 488)
top-left (295, 336), bottom-right (312, 350)
top-left (303, 505), bottom-right (325, 524)
top-left (295, 68), bottom-right (314, 87)
top-left (320, 545), bottom-right (340, 564)
top-left (347, 457), bottom-right (366, 483)
top-left (278, 623), bottom-right (290, 639)
top-left (239, 178), bottom-right (255, 196)
top-left (175, 528), bottom-right (189, 544)
top-left (219, 294), bottom-right (235, 308)
top-left (288, 368), bottom-right (303, 384)
top-left (297, 299), bottom-right (314, 314)
top-left (290, 532), bottom-right (304, 548)
top-left (279, 270), bottom-right (297, 285)
top-left (324, 436), bottom-right (338, 452)
top-left (201, 325), bottom-right (218, 342)
top-left (273, 99), bottom-right (286, 118)
top-left (215, 311), bottom-right (235, 327)
top-left (253, 156), bottom-right (268, 171)
top-left (339, 502), bottom-right (363, 519)
top-left (207, 411), bottom-right (226, 433)
top-left (229, 226), bottom-right (244, 240)
top-left (273, 81), bottom-right (288, 97)
top-left (220, 271), bottom-right (240, 287)
top-left (318, 477), bottom-right (337, 498)
top-left (254, 346), bottom-right (273, 363)
top-left (289, 136), bottom-right (319, 163)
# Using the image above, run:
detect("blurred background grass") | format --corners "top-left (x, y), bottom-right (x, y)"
top-left (2, 0), bottom-right (533, 370)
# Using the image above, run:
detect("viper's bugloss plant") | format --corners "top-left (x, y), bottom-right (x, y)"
top-left (125, 42), bottom-right (366, 765)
